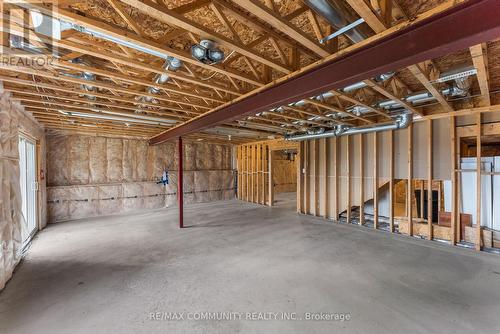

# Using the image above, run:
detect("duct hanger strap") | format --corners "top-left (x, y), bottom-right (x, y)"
top-left (320, 18), bottom-right (365, 44)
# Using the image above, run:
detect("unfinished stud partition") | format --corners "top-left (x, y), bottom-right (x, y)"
top-left (292, 117), bottom-right (500, 247)
top-left (297, 116), bottom-right (500, 252)
top-left (237, 140), bottom-right (299, 206)
top-left (236, 142), bottom-right (269, 205)
top-left (454, 121), bottom-right (500, 250)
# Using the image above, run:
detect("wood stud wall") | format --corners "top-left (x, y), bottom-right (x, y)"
top-left (237, 143), bottom-right (269, 205)
top-left (373, 132), bottom-right (379, 229)
top-left (294, 118), bottom-right (487, 249)
top-left (236, 114), bottom-right (497, 253)
top-left (476, 113), bottom-right (482, 250)
top-left (450, 116), bottom-right (457, 245)
top-left (407, 123), bottom-right (413, 236)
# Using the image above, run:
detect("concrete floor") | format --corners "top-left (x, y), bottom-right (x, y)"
top-left (2, 193), bottom-right (500, 333)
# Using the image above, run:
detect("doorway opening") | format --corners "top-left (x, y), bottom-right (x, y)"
top-left (444, 136), bottom-right (500, 248)
top-left (270, 149), bottom-right (298, 210)
top-left (19, 135), bottom-right (38, 248)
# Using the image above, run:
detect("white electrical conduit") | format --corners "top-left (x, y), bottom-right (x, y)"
top-left (58, 110), bottom-right (175, 126)
top-left (93, 110), bottom-right (177, 124)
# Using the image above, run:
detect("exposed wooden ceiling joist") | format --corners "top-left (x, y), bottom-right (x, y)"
top-left (231, 0), bottom-right (330, 57)
top-left (13, 2), bottom-right (265, 86)
top-left (148, 0), bottom-right (498, 144)
top-left (407, 63), bottom-right (454, 113)
top-left (119, 0), bottom-right (293, 73)
top-left (470, 43), bottom-right (491, 106)
top-left (1, 0), bottom-right (499, 141)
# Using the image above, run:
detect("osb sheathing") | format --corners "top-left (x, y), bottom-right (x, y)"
top-left (0, 90), bottom-right (46, 290)
top-left (273, 151), bottom-right (297, 194)
top-left (46, 134), bottom-right (235, 222)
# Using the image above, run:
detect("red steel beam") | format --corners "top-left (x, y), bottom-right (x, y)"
top-left (178, 137), bottom-right (184, 228)
top-left (149, 0), bottom-right (500, 145)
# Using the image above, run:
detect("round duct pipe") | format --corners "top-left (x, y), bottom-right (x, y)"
top-left (285, 113), bottom-right (412, 141)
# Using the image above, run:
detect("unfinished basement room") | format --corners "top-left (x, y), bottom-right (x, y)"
top-left (1, 0), bottom-right (500, 333)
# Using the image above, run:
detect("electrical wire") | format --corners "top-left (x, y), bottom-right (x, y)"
top-left (199, 50), bottom-right (236, 81)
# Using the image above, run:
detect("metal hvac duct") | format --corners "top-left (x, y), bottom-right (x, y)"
top-left (65, 58), bottom-right (97, 100)
top-left (302, 0), bottom-right (366, 43)
top-left (141, 58), bottom-right (182, 105)
top-left (285, 113), bottom-right (411, 141)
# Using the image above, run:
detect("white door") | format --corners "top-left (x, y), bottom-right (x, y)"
top-left (19, 136), bottom-right (38, 247)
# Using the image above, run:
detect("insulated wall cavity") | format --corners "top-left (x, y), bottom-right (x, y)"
top-left (46, 134), bottom-right (234, 222)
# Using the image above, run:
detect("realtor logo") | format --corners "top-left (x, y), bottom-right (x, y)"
top-left (1, 1), bottom-right (60, 65)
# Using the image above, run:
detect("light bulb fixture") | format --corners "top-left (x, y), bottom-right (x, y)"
top-left (190, 39), bottom-right (225, 64)
top-left (208, 49), bottom-right (224, 63)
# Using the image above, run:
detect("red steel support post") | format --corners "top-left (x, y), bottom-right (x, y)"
top-left (178, 136), bottom-right (184, 228)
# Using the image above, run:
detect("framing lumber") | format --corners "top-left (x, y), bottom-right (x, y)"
top-left (313, 139), bottom-right (319, 216)
top-left (212, 0), bottom-right (314, 59)
top-left (359, 134), bottom-right (365, 225)
top-left (427, 119), bottom-right (433, 240)
top-left (389, 129), bottom-right (394, 232)
top-left (347, 0), bottom-right (449, 116)
top-left (380, 0), bottom-right (393, 26)
top-left (269, 148), bottom-right (274, 207)
top-left (256, 144), bottom-right (261, 204)
top-left (52, 58), bottom-right (237, 99)
top-left (252, 145), bottom-right (256, 203)
top-left (246, 145), bottom-right (250, 201)
top-left (470, 43), bottom-right (491, 106)
top-left (330, 91), bottom-right (392, 120)
top-left (120, 0), bottom-right (292, 74)
top-left (150, 0), bottom-right (500, 144)
top-left (298, 142), bottom-right (304, 212)
top-left (231, 0), bottom-right (330, 58)
top-left (450, 116), bottom-right (457, 244)
top-left (345, 0), bottom-right (387, 33)
top-left (262, 145), bottom-right (266, 205)
top-left (408, 64), bottom-right (453, 113)
top-left (237, 146), bottom-right (242, 199)
top-left (346, 136), bottom-right (351, 224)
top-left (323, 138), bottom-right (329, 219)
top-left (14, 2), bottom-right (264, 86)
top-left (373, 132), bottom-right (379, 229)
top-left (333, 137), bottom-right (339, 220)
top-left (363, 79), bottom-right (423, 116)
top-left (0, 65), bottom-right (211, 110)
top-left (304, 141), bottom-right (310, 214)
top-left (106, 0), bottom-right (145, 35)
top-left (306, 98), bottom-right (374, 123)
top-left (7, 89), bottom-right (190, 119)
top-left (0, 75), bottom-right (203, 113)
top-left (407, 123), bottom-right (413, 236)
top-left (476, 113), bottom-right (482, 250)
